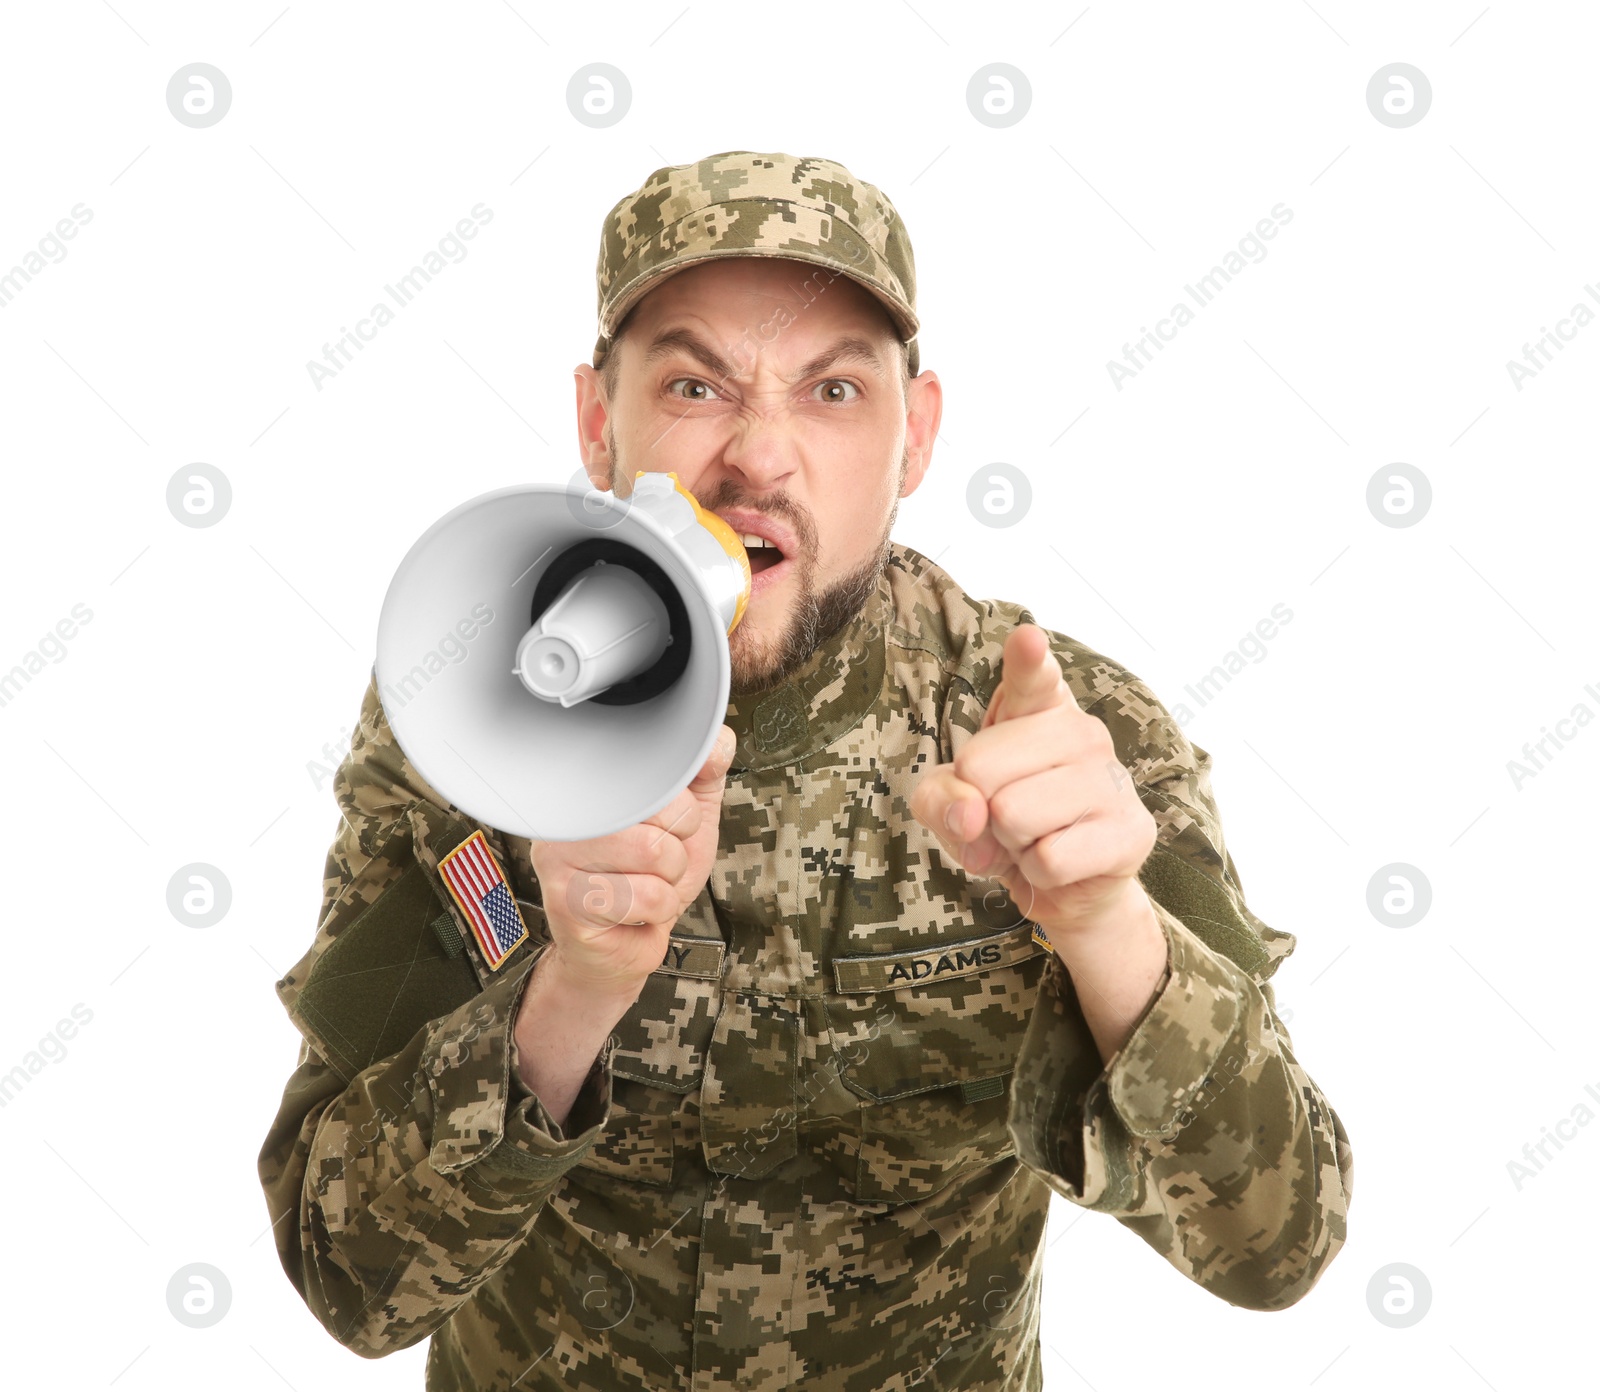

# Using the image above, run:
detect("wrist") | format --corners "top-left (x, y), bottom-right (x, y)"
top-left (526, 944), bottom-right (642, 1023)
top-left (1045, 879), bottom-right (1158, 954)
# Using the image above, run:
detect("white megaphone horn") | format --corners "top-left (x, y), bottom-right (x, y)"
top-left (374, 472), bottom-right (752, 842)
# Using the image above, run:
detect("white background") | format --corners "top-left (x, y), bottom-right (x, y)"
top-left (1, 2), bottom-right (1593, 1389)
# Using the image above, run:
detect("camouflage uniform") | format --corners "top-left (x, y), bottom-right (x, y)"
top-left (258, 541), bottom-right (1354, 1390)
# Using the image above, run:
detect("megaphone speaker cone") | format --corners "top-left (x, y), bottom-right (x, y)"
top-left (374, 475), bottom-right (749, 843)
top-left (515, 560), bottom-right (672, 707)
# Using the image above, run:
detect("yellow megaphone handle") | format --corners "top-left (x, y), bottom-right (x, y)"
top-left (635, 471), bottom-right (751, 634)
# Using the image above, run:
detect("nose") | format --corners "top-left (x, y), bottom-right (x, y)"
top-left (712, 413), bottom-right (799, 495)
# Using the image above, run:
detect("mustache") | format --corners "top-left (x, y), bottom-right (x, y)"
top-left (700, 486), bottom-right (816, 560)
top-left (605, 457), bottom-right (817, 560)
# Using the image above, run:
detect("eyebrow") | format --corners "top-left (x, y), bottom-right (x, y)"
top-left (639, 327), bottom-right (888, 384)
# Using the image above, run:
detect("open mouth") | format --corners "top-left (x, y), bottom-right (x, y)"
top-left (739, 534), bottom-right (785, 576)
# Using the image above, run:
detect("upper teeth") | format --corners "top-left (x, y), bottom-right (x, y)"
top-left (740, 533), bottom-right (777, 549)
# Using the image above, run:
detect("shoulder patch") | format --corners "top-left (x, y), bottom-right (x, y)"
top-left (436, 830), bottom-right (530, 973)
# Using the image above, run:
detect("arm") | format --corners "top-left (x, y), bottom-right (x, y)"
top-left (1007, 668), bottom-right (1354, 1312)
top-left (512, 948), bottom-right (639, 1129)
top-left (1045, 877), bottom-right (1169, 1066)
top-left (257, 674), bottom-right (615, 1357)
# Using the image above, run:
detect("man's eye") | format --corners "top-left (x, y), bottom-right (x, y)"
top-left (667, 378), bottom-right (721, 402)
top-left (814, 379), bottom-right (859, 403)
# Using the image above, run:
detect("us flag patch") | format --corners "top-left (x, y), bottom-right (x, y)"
top-left (437, 830), bottom-right (528, 972)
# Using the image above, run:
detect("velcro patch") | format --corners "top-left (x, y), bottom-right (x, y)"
top-left (430, 911), bottom-right (464, 958)
top-left (960, 1075), bottom-right (1007, 1104)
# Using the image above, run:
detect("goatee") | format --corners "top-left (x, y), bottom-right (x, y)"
top-left (729, 534), bottom-right (891, 697)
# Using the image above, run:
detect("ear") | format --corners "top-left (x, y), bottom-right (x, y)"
top-left (900, 368), bottom-right (942, 498)
top-left (573, 363), bottom-right (612, 489)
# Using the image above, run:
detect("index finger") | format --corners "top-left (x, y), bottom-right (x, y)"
top-left (984, 624), bottom-right (1066, 727)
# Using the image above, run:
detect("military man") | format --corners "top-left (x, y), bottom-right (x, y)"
top-left (259, 150), bottom-right (1354, 1390)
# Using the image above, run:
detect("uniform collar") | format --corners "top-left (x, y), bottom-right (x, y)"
top-left (722, 566), bottom-right (890, 773)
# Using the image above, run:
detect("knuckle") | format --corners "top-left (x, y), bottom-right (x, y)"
top-left (634, 827), bottom-right (669, 868)
top-left (642, 878), bottom-right (678, 923)
top-left (565, 864), bottom-right (633, 925)
top-left (987, 827), bottom-right (1023, 858)
top-left (947, 752), bottom-right (985, 796)
top-left (989, 782), bottom-right (1022, 832)
top-left (658, 838), bottom-right (689, 884)
top-left (1033, 837), bottom-right (1068, 884)
top-left (615, 824), bottom-right (662, 870)
top-left (653, 791), bottom-right (695, 833)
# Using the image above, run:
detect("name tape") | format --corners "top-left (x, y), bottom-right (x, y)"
top-left (833, 924), bottom-right (1046, 994)
top-left (655, 935), bottom-right (726, 979)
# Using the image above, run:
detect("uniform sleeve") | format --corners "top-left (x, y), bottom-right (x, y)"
top-left (256, 673), bottom-right (615, 1358)
top-left (1004, 663), bottom-right (1354, 1312)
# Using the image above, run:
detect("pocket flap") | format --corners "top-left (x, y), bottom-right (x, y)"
top-left (826, 923), bottom-right (1050, 1102)
top-left (606, 937), bottom-right (723, 1093)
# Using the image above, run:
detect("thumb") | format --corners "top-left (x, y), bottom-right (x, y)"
top-left (688, 724), bottom-right (737, 795)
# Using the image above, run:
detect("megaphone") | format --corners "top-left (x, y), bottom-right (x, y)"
top-left (375, 472), bottom-right (752, 842)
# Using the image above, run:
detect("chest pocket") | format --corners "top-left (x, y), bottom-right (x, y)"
top-left (572, 933), bottom-right (723, 1188)
top-left (825, 924), bottom-right (1050, 1204)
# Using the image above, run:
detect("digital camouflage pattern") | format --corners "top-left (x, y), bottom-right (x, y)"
top-left (591, 149), bottom-right (921, 378)
top-left (258, 540), bottom-right (1354, 1390)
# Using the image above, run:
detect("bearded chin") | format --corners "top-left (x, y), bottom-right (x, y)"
top-left (728, 524), bottom-right (893, 697)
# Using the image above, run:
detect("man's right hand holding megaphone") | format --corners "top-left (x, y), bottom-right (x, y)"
top-left (369, 468), bottom-right (760, 1129)
top-left (514, 722), bottom-right (738, 1128)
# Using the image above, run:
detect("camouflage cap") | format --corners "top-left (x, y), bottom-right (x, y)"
top-left (592, 149), bottom-right (920, 379)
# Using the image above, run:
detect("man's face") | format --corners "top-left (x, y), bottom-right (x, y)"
top-left (575, 257), bottom-right (940, 696)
